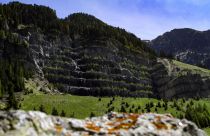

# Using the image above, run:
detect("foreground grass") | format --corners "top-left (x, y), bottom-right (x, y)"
top-left (204, 127), bottom-right (210, 136)
top-left (20, 93), bottom-right (210, 119)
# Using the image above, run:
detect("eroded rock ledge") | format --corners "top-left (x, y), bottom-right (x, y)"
top-left (0, 110), bottom-right (206, 136)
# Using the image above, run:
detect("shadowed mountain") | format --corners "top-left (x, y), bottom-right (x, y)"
top-left (151, 28), bottom-right (210, 69)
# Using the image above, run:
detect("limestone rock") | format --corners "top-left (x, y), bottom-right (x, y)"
top-left (0, 110), bottom-right (206, 136)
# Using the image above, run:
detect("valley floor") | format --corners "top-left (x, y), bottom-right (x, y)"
top-left (20, 94), bottom-right (210, 118)
top-left (204, 127), bottom-right (210, 135)
top-left (19, 93), bottom-right (210, 135)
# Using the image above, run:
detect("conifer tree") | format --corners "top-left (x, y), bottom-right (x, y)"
top-left (60, 110), bottom-right (66, 117)
top-left (90, 112), bottom-right (95, 118)
top-left (39, 104), bottom-right (45, 113)
top-left (51, 107), bottom-right (58, 115)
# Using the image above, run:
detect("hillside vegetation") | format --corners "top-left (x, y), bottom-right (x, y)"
top-left (20, 93), bottom-right (210, 128)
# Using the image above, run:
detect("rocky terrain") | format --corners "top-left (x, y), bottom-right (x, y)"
top-left (151, 28), bottom-right (210, 69)
top-left (29, 29), bottom-right (154, 97)
top-left (152, 59), bottom-right (210, 98)
top-left (0, 110), bottom-right (206, 136)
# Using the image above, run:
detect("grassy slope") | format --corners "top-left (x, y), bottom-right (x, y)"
top-left (173, 60), bottom-right (210, 76)
top-left (204, 127), bottom-right (210, 136)
top-left (20, 93), bottom-right (210, 134)
top-left (20, 93), bottom-right (210, 119)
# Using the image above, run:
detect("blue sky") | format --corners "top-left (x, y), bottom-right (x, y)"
top-left (1, 0), bottom-right (210, 40)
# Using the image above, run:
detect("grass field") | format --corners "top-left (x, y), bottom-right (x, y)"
top-left (204, 127), bottom-right (210, 136)
top-left (20, 93), bottom-right (210, 119)
top-left (20, 93), bottom-right (210, 134)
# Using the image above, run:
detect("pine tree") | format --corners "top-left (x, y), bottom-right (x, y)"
top-left (0, 80), bottom-right (2, 98)
top-left (129, 108), bottom-right (133, 113)
top-left (155, 107), bottom-right (157, 112)
top-left (7, 82), bottom-right (18, 109)
top-left (125, 102), bottom-right (129, 108)
top-left (157, 101), bottom-right (161, 108)
top-left (120, 105), bottom-right (126, 112)
top-left (70, 112), bottom-right (75, 118)
top-left (51, 107), bottom-right (58, 115)
top-left (39, 104), bottom-right (45, 112)
top-left (146, 107), bottom-right (151, 113)
top-left (90, 112), bottom-right (95, 118)
top-left (60, 110), bottom-right (66, 117)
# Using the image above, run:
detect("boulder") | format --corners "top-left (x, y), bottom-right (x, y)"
top-left (0, 110), bottom-right (206, 136)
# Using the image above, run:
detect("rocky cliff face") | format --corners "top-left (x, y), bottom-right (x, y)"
top-left (151, 28), bottom-right (210, 69)
top-left (152, 59), bottom-right (210, 98)
top-left (27, 26), bottom-right (154, 97)
top-left (0, 110), bottom-right (206, 136)
top-left (25, 25), bottom-right (210, 99)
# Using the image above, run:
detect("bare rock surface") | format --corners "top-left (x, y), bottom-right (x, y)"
top-left (0, 110), bottom-right (206, 136)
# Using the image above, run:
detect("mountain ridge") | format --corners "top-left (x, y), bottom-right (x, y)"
top-left (151, 28), bottom-right (210, 69)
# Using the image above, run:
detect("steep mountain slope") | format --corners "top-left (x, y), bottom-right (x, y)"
top-left (0, 2), bottom-right (210, 99)
top-left (152, 59), bottom-right (210, 98)
top-left (0, 2), bottom-right (155, 98)
top-left (151, 28), bottom-right (210, 69)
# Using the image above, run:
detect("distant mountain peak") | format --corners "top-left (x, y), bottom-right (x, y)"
top-left (151, 28), bottom-right (210, 69)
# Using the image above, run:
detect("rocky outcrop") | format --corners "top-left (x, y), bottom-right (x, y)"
top-left (151, 58), bottom-right (210, 98)
top-left (0, 110), bottom-right (206, 136)
top-left (28, 28), bottom-right (153, 97)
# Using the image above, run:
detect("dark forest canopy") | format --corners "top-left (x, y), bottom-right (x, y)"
top-left (0, 1), bottom-right (156, 55)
